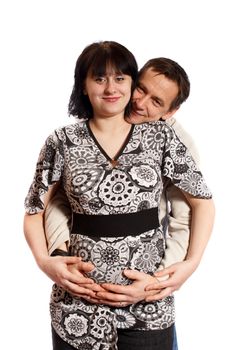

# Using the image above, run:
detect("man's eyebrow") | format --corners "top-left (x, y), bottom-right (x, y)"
top-left (151, 95), bottom-right (164, 107)
top-left (137, 81), bottom-right (147, 91)
top-left (138, 80), bottom-right (165, 107)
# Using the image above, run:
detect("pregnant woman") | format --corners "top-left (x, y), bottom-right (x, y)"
top-left (24, 41), bottom-right (214, 350)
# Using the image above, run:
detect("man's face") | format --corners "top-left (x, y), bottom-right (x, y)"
top-left (126, 68), bottom-right (179, 124)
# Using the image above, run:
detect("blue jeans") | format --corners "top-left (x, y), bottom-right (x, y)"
top-left (52, 325), bottom-right (175, 350)
top-left (173, 325), bottom-right (178, 350)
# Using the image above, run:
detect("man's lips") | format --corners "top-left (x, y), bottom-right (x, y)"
top-left (131, 109), bottom-right (145, 117)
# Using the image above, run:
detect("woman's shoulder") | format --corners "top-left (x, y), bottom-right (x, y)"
top-left (53, 118), bottom-right (87, 135)
top-left (138, 120), bottom-right (174, 134)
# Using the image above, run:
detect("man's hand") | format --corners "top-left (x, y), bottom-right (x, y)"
top-left (40, 256), bottom-right (104, 299)
top-left (145, 260), bottom-right (197, 301)
top-left (94, 269), bottom-right (162, 307)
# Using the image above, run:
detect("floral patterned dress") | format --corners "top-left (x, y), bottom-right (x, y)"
top-left (25, 119), bottom-right (212, 350)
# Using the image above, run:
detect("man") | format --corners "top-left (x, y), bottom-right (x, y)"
top-left (44, 57), bottom-right (201, 350)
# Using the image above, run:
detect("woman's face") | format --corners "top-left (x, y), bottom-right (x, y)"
top-left (84, 67), bottom-right (132, 119)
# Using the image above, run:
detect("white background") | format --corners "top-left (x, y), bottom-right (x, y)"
top-left (0, 0), bottom-right (232, 349)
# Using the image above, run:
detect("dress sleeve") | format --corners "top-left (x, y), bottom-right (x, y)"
top-left (24, 131), bottom-right (64, 214)
top-left (162, 125), bottom-right (212, 199)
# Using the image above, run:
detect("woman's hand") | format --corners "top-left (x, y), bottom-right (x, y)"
top-left (40, 256), bottom-right (104, 299)
top-left (144, 260), bottom-right (198, 301)
top-left (93, 269), bottom-right (162, 307)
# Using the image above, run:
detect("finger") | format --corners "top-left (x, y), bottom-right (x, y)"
top-left (64, 271), bottom-right (94, 285)
top-left (81, 283), bottom-right (106, 292)
top-left (101, 283), bottom-right (131, 294)
top-left (145, 282), bottom-right (165, 291)
top-left (154, 267), bottom-right (173, 277)
top-left (66, 281), bottom-right (97, 298)
top-left (96, 291), bottom-right (130, 302)
top-left (77, 261), bottom-right (95, 272)
top-left (67, 267), bottom-right (94, 281)
top-left (144, 289), bottom-right (162, 297)
top-left (123, 269), bottom-right (144, 279)
top-left (63, 256), bottom-right (82, 264)
top-left (154, 278), bottom-right (177, 289)
top-left (146, 278), bottom-right (175, 290)
top-left (145, 287), bottom-right (173, 302)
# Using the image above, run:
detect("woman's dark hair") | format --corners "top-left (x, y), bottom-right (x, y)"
top-left (139, 58), bottom-right (190, 112)
top-left (68, 41), bottom-right (138, 119)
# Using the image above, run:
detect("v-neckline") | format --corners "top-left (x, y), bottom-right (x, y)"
top-left (86, 120), bottom-right (135, 166)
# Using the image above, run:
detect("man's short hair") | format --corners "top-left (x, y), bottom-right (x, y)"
top-left (139, 58), bottom-right (190, 111)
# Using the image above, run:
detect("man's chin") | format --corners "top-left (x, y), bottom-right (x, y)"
top-left (125, 114), bottom-right (146, 125)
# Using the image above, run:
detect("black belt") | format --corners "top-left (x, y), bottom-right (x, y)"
top-left (71, 207), bottom-right (159, 237)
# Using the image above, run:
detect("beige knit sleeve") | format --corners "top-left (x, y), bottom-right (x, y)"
top-left (158, 118), bottom-right (200, 269)
top-left (44, 187), bottom-right (71, 255)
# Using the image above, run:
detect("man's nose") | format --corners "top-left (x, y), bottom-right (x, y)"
top-left (134, 95), bottom-right (148, 109)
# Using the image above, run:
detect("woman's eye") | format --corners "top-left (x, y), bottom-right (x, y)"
top-left (116, 76), bottom-right (124, 82)
top-left (95, 77), bottom-right (105, 83)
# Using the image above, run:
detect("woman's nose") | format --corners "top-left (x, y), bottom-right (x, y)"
top-left (104, 79), bottom-right (116, 94)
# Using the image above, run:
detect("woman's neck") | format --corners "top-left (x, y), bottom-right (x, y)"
top-left (89, 114), bottom-right (129, 134)
top-left (88, 115), bottom-right (133, 160)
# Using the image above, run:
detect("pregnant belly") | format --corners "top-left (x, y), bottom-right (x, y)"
top-left (70, 231), bottom-right (165, 285)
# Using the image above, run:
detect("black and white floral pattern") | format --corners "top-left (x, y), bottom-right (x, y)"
top-left (25, 120), bottom-right (212, 349)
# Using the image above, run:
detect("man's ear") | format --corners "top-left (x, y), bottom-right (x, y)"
top-left (161, 107), bottom-right (179, 121)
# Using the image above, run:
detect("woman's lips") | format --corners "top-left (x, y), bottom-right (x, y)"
top-left (103, 97), bottom-right (120, 102)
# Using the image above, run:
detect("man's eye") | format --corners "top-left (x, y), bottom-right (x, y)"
top-left (152, 99), bottom-right (160, 107)
top-left (136, 86), bottom-right (144, 93)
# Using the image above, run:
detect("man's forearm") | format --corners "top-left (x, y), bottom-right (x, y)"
top-left (24, 213), bottom-right (50, 268)
top-left (158, 117), bottom-right (200, 270)
top-left (44, 188), bottom-right (71, 255)
top-left (185, 197), bottom-right (215, 266)
top-left (158, 184), bottom-right (191, 269)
